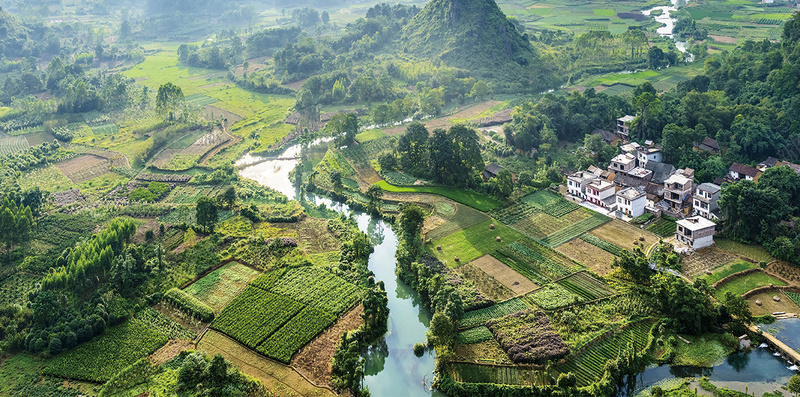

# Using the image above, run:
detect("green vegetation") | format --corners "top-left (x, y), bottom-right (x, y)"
top-left (211, 286), bottom-right (304, 349)
top-left (163, 287), bottom-right (215, 323)
top-left (714, 272), bottom-right (786, 298)
top-left (457, 326), bottom-right (494, 344)
top-left (522, 190), bottom-right (579, 217)
top-left (579, 234), bottom-right (623, 256)
top-left (716, 238), bottom-right (775, 263)
top-left (557, 272), bottom-right (615, 301)
top-left (257, 305), bottom-right (336, 363)
top-left (260, 266), bottom-right (363, 316)
top-left (432, 219), bottom-right (526, 266)
top-left (493, 240), bottom-right (572, 284)
top-left (672, 333), bottom-right (737, 367)
top-left (646, 218), bottom-right (677, 237)
top-left (460, 298), bottom-right (529, 329)
top-left (376, 181), bottom-right (501, 211)
top-left (527, 284), bottom-right (582, 310)
top-left (698, 260), bottom-right (758, 284)
top-left (541, 212), bottom-right (610, 247)
top-left (43, 319), bottom-right (168, 383)
top-left (136, 308), bottom-right (196, 340)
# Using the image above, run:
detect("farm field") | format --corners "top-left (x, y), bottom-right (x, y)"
top-left (714, 272), bottom-right (787, 299)
top-left (588, 219), bottom-right (659, 252)
top-left (198, 330), bottom-right (336, 397)
top-left (432, 219), bottom-right (527, 267)
top-left (425, 203), bottom-right (490, 241)
top-left (646, 218), bottom-right (677, 238)
top-left (460, 298), bottom-right (530, 329)
top-left (211, 287), bottom-right (305, 349)
top-left (375, 180), bottom-right (502, 211)
top-left (556, 238), bottom-right (617, 275)
top-left (56, 154), bottom-right (112, 183)
top-left (493, 240), bottom-right (574, 285)
top-left (261, 267), bottom-right (363, 316)
top-left (521, 190), bottom-right (581, 217)
top-left (697, 260), bottom-right (758, 285)
top-left (555, 319), bottom-right (655, 386)
top-left (747, 291), bottom-right (800, 316)
top-left (682, 247), bottom-right (740, 279)
top-left (513, 210), bottom-right (592, 239)
top-left (453, 339), bottom-right (513, 365)
top-left (0, 136), bottom-right (27, 157)
top-left (716, 238), bottom-right (776, 263)
top-left (184, 261), bottom-right (261, 313)
top-left (469, 254), bottom-right (538, 296)
top-left (457, 261), bottom-right (517, 301)
top-left (43, 319), bottom-right (168, 383)
top-left (448, 362), bottom-right (537, 386)
top-left (541, 212), bottom-right (610, 247)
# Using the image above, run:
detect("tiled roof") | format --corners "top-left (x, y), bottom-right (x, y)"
top-left (729, 162), bottom-right (759, 177)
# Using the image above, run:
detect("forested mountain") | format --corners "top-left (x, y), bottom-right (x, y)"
top-left (401, 0), bottom-right (556, 92)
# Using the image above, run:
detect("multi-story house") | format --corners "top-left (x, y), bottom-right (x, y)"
top-left (675, 216), bottom-right (716, 250)
top-left (728, 163), bottom-right (760, 181)
top-left (663, 172), bottom-right (693, 211)
top-left (693, 183), bottom-right (721, 220)
top-left (617, 115), bottom-right (635, 139)
top-left (636, 142), bottom-right (663, 168)
top-left (616, 187), bottom-right (647, 218)
top-left (586, 179), bottom-right (616, 209)
top-left (567, 171), bottom-right (597, 200)
top-left (609, 153), bottom-right (636, 175)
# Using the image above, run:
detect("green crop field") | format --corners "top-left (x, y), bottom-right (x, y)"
top-left (579, 234), bottom-right (622, 256)
top-left (0, 136), bottom-right (28, 157)
top-left (449, 363), bottom-right (533, 386)
top-left (489, 201), bottom-right (540, 225)
top-left (457, 326), bottom-right (494, 344)
top-left (257, 267), bottom-right (363, 316)
top-left (432, 219), bottom-right (527, 267)
top-left (256, 305), bottom-right (336, 363)
top-left (541, 212), bottom-right (610, 247)
top-left (521, 190), bottom-right (580, 217)
top-left (646, 218), bottom-right (677, 237)
top-left (493, 240), bottom-right (572, 284)
top-left (460, 298), bottom-right (529, 329)
top-left (526, 283), bottom-right (583, 310)
top-left (43, 319), bottom-right (168, 383)
top-left (355, 129), bottom-right (387, 142)
top-left (184, 261), bottom-right (260, 313)
top-left (426, 203), bottom-right (490, 241)
top-left (376, 180), bottom-right (502, 211)
top-left (211, 287), bottom-right (305, 348)
top-left (698, 260), bottom-right (757, 285)
top-left (184, 94), bottom-right (219, 107)
top-left (556, 320), bottom-right (654, 386)
top-left (137, 307), bottom-right (197, 340)
top-left (556, 272), bottom-right (615, 301)
top-left (714, 272), bottom-right (786, 299)
top-left (90, 122), bottom-right (119, 135)
top-left (716, 238), bottom-right (775, 263)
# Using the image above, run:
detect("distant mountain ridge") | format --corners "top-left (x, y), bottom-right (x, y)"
top-left (401, 0), bottom-right (555, 92)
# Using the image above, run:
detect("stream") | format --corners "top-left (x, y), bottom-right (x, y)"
top-left (239, 141), bottom-right (796, 396)
top-left (643, 0), bottom-right (695, 61)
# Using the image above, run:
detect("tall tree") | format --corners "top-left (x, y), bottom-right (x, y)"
top-left (196, 196), bottom-right (218, 233)
top-left (328, 113), bottom-right (358, 145)
top-left (155, 82), bottom-right (185, 121)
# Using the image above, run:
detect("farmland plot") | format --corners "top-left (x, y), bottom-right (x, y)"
top-left (541, 212), bottom-right (610, 247)
top-left (556, 238), bottom-right (616, 275)
top-left (257, 306), bottom-right (336, 363)
top-left (211, 287), bottom-right (305, 349)
top-left (589, 219), bottom-right (659, 252)
top-left (259, 267), bottom-right (363, 316)
top-left (512, 210), bottom-right (592, 239)
top-left (522, 190), bottom-right (580, 217)
top-left (556, 272), bottom-right (616, 301)
top-left (449, 363), bottom-right (536, 386)
top-left (425, 203), bottom-right (490, 241)
top-left (0, 136), bottom-right (27, 157)
top-left (56, 154), bottom-right (112, 183)
top-left (184, 261), bottom-right (261, 313)
top-left (492, 239), bottom-right (575, 285)
top-left (460, 298), bottom-right (529, 329)
top-left (432, 219), bottom-right (526, 267)
top-left (469, 254), bottom-right (538, 296)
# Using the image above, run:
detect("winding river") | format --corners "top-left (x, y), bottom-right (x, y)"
top-left (643, 0), bottom-right (694, 60)
top-left (239, 141), bottom-right (796, 396)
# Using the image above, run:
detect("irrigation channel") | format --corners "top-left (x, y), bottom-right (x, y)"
top-left (238, 140), bottom-right (444, 396)
top-left (238, 140), bottom-right (797, 396)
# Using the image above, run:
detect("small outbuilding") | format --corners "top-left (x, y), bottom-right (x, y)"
top-left (483, 163), bottom-right (505, 181)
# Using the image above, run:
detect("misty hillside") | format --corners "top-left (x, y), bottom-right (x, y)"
top-left (401, 0), bottom-right (554, 92)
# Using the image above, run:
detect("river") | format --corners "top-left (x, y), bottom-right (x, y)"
top-left (238, 141), bottom-right (795, 396)
top-left (238, 142), bottom-right (442, 396)
top-left (643, 0), bottom-right (694, 61)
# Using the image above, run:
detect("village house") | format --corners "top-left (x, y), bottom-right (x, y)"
top-left (757, 157), bottom-right (780, 172)
top-left (617, 115), bottom-right (635, 139)
top-left (483, 163), bottom-right (505, 181)
top-left (636, 141), bottom-right (663, 167)
top-left (728, 162), bottom-right (760, 182)
top-left (586, 179), bottom-right (616, 209)
top-left (693, 182), bottom-right (721, 220)
top-left (567, 170), bottom-right (598, 200)
top-left (663, 170), bottom-right (694, 211)
top-left (695, 137), bottom-right (721, 154)
top-left (609, 153), bottom-right (637, 174)
top-left (675, 216), bottom-right (716, 250)
top-left (616, 187), bottom-right (647, 218)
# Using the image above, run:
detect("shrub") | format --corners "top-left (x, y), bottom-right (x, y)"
top-left (413, 342), bottom-right (425, 356)
top-left (163, 288), bottom-right (215, 322)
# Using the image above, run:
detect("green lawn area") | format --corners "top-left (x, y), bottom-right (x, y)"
top-left (716, 238), bottom-right (775, 263)
top-left (672, 333), bottom-right (735, 367)
top-left (431, 219), bottom-right (526, 267)
top-left (375, 180), bottom-right (502, 211)
top-left (714, 272), bottom-right (786, 299)
top-left (699, 260), bottom-right (757, 285)
top-left (355, 129), bottom-right (387, 142)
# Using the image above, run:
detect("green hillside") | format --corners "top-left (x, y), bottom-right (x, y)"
top-left (401, 0), bottom-right (555, 92)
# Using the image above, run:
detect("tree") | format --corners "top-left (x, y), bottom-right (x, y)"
top-left (631, 91), bottom-right (662, 140)
top-left (757, 164), bottom-right (800, 205)
top-left (362, 281), bottom-right (389, 339)
top-left (396, 122), bottom-right (429, 173)
top-left (427, 311), bottom-right (456, 348)
top-left (196, 196), bottom-right (218, 233)
top-left (789, 374), bottom-right (800, 396)
top-left (470, 80), bottom-right (491, 100)
top-left (365, 184), bottom-right (384, 210)
top-left (155, 82), bottom-right (185, 121)
top-left (218, 186), bottom-right (237, 209)
top-left (612, 248), bottom-right (652, 283)
top-left (492, 169), bottom-right (514, 198)
top-left (321, 11), bottom-right (330, 24)
top-left (722, 291), bottom-right (752, 325)
top-left (398, 204), bottom-right (425, 241)
top-left (328, 113), bottom-right (358, 145)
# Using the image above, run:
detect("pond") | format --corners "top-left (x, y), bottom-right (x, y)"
top-left (240, 141), bottom-right (442, 396)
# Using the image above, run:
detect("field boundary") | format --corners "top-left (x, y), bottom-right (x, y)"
top-left (742, 285), bottom-right (800, 299)
top-left (711, 267), bottom-right (764, 289)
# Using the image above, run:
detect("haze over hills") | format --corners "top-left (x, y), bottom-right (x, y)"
top-left (401, 0), bottom-right (556, 92)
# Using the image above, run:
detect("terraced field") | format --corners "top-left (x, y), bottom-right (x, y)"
top-left (541, 212), bottom-right (610, 247)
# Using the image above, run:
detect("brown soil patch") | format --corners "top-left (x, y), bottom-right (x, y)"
top-left (150, 339), bottom-right (195, 366)
top-left (766, 261), bottom-right (800, 285)
top-left (199, 330), bottom-right (336, 397)
top-left (285, 78), bottom-right (308, 91)
top-left (152, 149), bottom-right (180, 169)
top-left (133, 218), bottom-right (159, 244)
top-left (747, 290), bottom-right (800, 317)
top-left (277, 218), bottom-right (341, 255)
top-left (589, 220), bottom-right (659, 252)
top-left (556, 238), bottom-right (616, 276)
top-left (681, 246), bottom-right (738, 279)
top-left (709, 35), bottom-right (738, 44)
top-left (291, 305), bottom-right (364, 388)
top-left (594, 85), bottom-right (609, 92)
top-left (453, 339), bottom-right (512, 364)
top-left (457, 261), bottom-right (516, 301)
top-left (470, 254), bottom-right (538, 295)
top-left (56, 154), bottom-right (112, 183)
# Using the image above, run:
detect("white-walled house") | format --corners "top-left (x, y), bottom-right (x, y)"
top-left (616, 187), bottom-right (647, 218)
top-left (676, 216), bottom-right (716, 250)
top-left (728, 163), bottom-right (760, 181)
top-left (586, 179), bottom-right (616, 209)
top-left (693, 183), bottom-right (721, 220)
top-left (617, 115), bottom-right (635, 138)
top-left (567, 171), bottom-right (598, 200)
top-left (609, 153), bottom-right (636, 175)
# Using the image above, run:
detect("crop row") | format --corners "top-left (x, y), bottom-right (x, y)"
top-left (541, 213), bottom-right (610, 247)
top-left (263, 267), bottom-right (362, 316)
top-left (486, 309), bottom-right (569, 364)
top-left (579, 234), bottom-right (623, 256)
top-left (211, 287), bottom-right (304, 348)
top-left (0, 136), bottom-right (28, 158)
top-left (557, 272), bottom-right (615, 301)
top-left (460, 298), bottom-right (529, 329)
top-left (522, 191), bottom-right (579, 217)
top-left (492, 250), bottom-right (551, 285)
top-left (449, 363), bottom-right (527, 385)
top-left (381, 171), bottom-right (417, 186)
top-left (457, 326), bottom-right (494, 344)
top-left (785, 292), bottom-right (800, 307)
top-left (249, 268), bottom-right (288, 290)
top-left (556, 320), bottom-right (654, 386)
top-left (163, 288), bottom-right (215, 322)
top-left (646, 218), bottom-right (677, 237)
top-left (256, 306), bottom-right (336, 363)
top-left (342, 136), bottom-right (394, 167)
top-left (488, 202), bottom-right (540, 225)
top-left (136, 307), bottom-right (196, 340)
top-left (506, 241), bottom-right (571, 280)
top-left (526, 284), bottom-right (583, 310)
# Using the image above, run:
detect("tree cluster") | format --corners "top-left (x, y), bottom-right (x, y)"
top-left (0, 197), bottom-right (34, 255)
